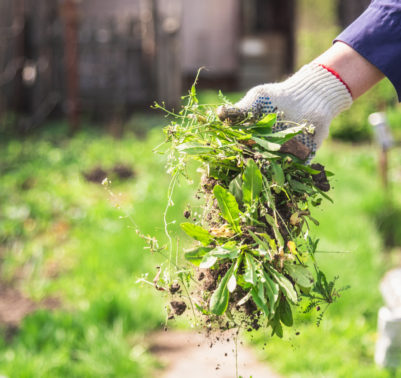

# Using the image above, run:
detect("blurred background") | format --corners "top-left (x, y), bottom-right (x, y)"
top-left (1, 0), bottom-right (401, 377)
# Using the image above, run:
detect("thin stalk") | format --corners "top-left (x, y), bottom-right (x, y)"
top-left (179, 276), bottom-right (198, 324)
top-left (164, 172), bottom-right (178, 281)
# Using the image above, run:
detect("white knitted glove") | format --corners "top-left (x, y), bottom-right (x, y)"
top-left (218, 63), bottom-right (353, 159)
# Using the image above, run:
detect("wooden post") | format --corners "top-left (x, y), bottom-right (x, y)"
top-left (153, 0), bottom-right (182, 109)
top-left (13, 0), bottom-right (25, 117)
top-left (368, 112), bottom-right (394, 192)
top-left (61, 0), bottom-right (80, 134)
top-left (379, 149), bottom-right (389, 191)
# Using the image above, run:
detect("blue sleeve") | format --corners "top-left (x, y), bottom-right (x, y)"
top-left (335, 0), bottom-right (401, 101)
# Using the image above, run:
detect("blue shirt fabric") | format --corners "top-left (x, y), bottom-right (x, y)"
top-left (335, 0), bottom-right (401, 101)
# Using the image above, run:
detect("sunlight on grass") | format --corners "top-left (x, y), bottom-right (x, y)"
top-left (2, 106), bottom-right (401, 377)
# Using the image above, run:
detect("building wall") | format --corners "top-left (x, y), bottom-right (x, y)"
top-left (181, 0), bottom-right (240, 77)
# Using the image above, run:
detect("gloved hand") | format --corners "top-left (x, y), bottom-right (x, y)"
top-left (217, 63), bottom-right (353, 160)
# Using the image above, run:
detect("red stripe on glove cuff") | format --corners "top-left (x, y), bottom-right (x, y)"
top-left (318, 64), bottom-right (353, 98)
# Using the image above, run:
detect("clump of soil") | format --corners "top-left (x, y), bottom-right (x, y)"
top-left (83, 166), bottom-right (108, 183)
top-left (170, 301), bottom-right (187, 315)
top-left (201, 263), bottom-right (230, 293)
top-left (169, 282), bottom-right (181, 294)
top-left (311, 163), bottom-right (330, 192)
top-left (112, 163), bottom-right (135, 180)
top-left (83, 163), bottom-right (135, 183)
top-left (194, 265), bottom-right (263, 332)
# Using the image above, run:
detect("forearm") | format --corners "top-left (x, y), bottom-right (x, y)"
top-left (333, 0), bottom-right (401, 101)
top-left (313, 42), bottom-right (385, 100)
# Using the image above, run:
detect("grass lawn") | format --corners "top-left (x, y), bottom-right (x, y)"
top-left (0, 120), bottom-right (191, 377)
top-left (1, 111), bottom-right (401, 377)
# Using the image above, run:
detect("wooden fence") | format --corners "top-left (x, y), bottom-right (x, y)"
top-left (0, 0), bottom-right (181, 132)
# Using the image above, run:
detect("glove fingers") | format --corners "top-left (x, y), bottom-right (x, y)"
top-left (217, 98), bottom-right (316, 162)
top-left (216, 105), bottom-right (247, 123)
top-left (217, 86), bottom-right (278, 123)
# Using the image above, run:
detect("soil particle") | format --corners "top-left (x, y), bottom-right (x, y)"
top-left (311, 163), bottom-right (330, 192)
top-left (202, 263), bottom-right (231, 292)
top-left (170, 301), bottom-right (187, 316)
top-left (201, 176), bottom-right (218, 192)
top-left (169, 282), bottom-right (181, 294)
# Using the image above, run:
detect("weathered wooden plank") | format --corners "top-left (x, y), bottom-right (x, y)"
top-left (154, 0), bottom-right (182, 109)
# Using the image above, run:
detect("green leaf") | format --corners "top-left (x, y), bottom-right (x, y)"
top-left (195, 303), bottom-right (209, 315)
top-left (227, 274), bottom-right (237, 293)
top-left (184, 246), bottom-right (213, 266)
top-left (180, 223), bottom-right (213, 246)
top-left (259, 151), bottom-right (280, 159)
top-left (264, 124), bottom-right (305, 139)
top-left (251, 128), bottom-right (277, 136)
top-left (256, 113), bottom-right (277, 127)
top-left (251, 285), bottom-right (270, 317)
top-left (248, 230), bottom-right (269, 250)
top-left (213, 185), bottom-right (241, 233)
top-left (270, 312), bottom-right (284, 338)
top-left (190, 83), bottom-right (197, 100)
top-left (243, 253), bottom-right (257, 285)
top-left (177, 143), bottom-right (214, 155)
top-left (284, 263), bottom-right (314, 288)
top-left (278, 298), bottom-right (293, 327)
top-left (294, 163), bottom-right (321, 175)
top-left (262, 270), bottom-right (279, 317)
top-left (251, 137), bottom-right (282, 151)
top-left (209, 245), bottom-right (241, 259)
top-left (271, 162), bottom-right (285, 187)
top-left (229, 174), bottom-right (243, 205)
top-left (289, 179), bottom-right (315, 195)
top-left (261, 177), bottom-right (276, 209)
top-left (268, 267), bottom-right (298, 304)
top-left (210, 264), bottom-right (235, 315)
top-left (199, 246), bottom-right (240, 268)
top-left (237, 292), bottom-right (252, 306)
top-left (242, 159), bottom-right (263, 206)
top-left (264, 214), bottom-right (284, 248)
top-left (316, 188), bottom-right (334, 203)
top-left (199, 254), bottom-right (218, 269)
top-left (308, 216), bottom-right (320, 226)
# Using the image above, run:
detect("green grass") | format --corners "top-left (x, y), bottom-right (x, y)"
top-left (0, 120), bottom-right (192, 377)
top-left (2, 101), bottom-right (401, 377)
